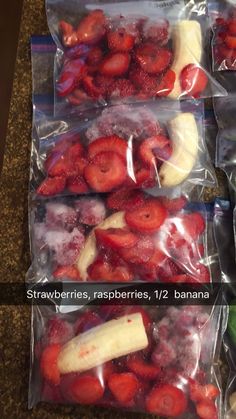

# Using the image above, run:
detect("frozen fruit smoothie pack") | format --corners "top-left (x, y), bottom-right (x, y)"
top-left (31, 101), bottom-right (216, 197)
top-left (29, 303), bottom-right (223, 418)
top-left (27, 196), bottom-right (220, 284)
top-left (45, 0), bottom-right (226, 115)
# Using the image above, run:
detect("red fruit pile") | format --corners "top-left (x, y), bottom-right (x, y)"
top-left (36, 128), bottom-right (172, 196)
top-left (33, 193), bottom-right (211, 283)
top-left (57, 10), bottom-right (176, 104)
top-left (214, 10), bottom-right (236, 69)
top-left (39, 306), bottom-right (220, 417)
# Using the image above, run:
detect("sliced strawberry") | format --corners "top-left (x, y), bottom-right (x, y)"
top-left (66, 141), bottom-right (84, 160)
top-left (88, 259), bottom-right (133, 282)
top-left (125, 306), bottom-right (152, 331)
top-left (225, 34), bottom-right (236, 49)
top-left (118, 236), bottom-right (154, 264)
top-left (37, 176), bottom-right (66, 196)
top-left (158, 259), bottom-right (182, 281)
top-left (146, 384), bottom-right (187, 417)
top-left (126, 161), bottom-right (156, 188)
top-left (40, 344), bottom-right (61, 385)
top-left (75, 310), bottom-right (102, 334)
top-left (181, 212), bottom-right (206, 240)
top-left (125, 200), bottom-right (167, 233)
top-left (181, 64), bottom-right (208, 98)
top-left (108, 28), bottom-right (135, 52)
top-left (108, 372), bottom-right (139, 404)
top-left (156, 69), bottom-right (176, 97)
top-left (88, 135), bottom-right (128, 161)
top-left (91, 361), bottom-right (116, 383)
top-left (76, 10), bottom-right (106, 45)
top-left (83, 75), bottom-right (104, 99)
top-left (193, 263), bottom-right (211, 283)
top-left (45, 155), bottom-right (73, 178)
top-left (69, 374), bottom-right (104, 404)
top-left (95, 228), bottom-right (138, 250)
top-left (107, 189), bottom-right (145, 211)
top-left (127, 354), bottom-right (160, 381)
top-left (59, 20), bottom-right (79, 47)
top-left (99, 52), bottom-right (131, 77)
top-left (136, 43), bottom-right (172, 74)
top-left (87, 46), bottom-right (103, 65)
top-left (159, 196), bottom-right (187, 214)
top-left (66, 175), bottom-right (89, 194)
top-left (139, 249), bottom-right (167, 281)
top-left (142, 20), bottom-right (169, 44)
top-left (45, 318), bottom-right (74, 345)
top-left (108, 78), bottom-right (136, 98)
top-left (53, 265), bottom-right (81, 281)
top-left (189, 380), bottom-right (220, 403)
top-left (196, 400), bottom-right (218, 419)
top-left (84, 151), bottom-right (127, 192)
top-left (139, 135), bottom-right (172, 167)
top-left (57, 71), bottom-right (76, 97)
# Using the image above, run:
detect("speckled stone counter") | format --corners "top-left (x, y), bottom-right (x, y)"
top-left (0, 0), bottom-right (229, 418)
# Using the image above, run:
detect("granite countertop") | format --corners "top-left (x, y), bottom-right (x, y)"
top-left (0, 0), bottom-right (229, 417)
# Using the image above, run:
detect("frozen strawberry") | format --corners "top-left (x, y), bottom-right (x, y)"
top-left (66, 175), bottom-right (89, 194)
top-left (125, 306), bottom-right (152, 331)
top-left (84, 151), bottom-right (127, 192)
top-left (59, 20), bottom-right (79, 47)
top-left (225, 34), bottom-right (236, 49)
top-left (92, 361), bottom-right (116, 383)
top-left (82, 75), bottom-right (103, 99)
top-left (88, 135), bottom-right (128, 161)
top-left (181, 64), bottom-right (208, 98)
top-left (108, 372), bottom-right (139, 404)
top-left (63, 58), bottom-right (87, 82)
top-left (127, 161), bottom-right (156, 188)
top-left (40, 344), bottom-right (61, 385)
top-left (189, 380), bottom-right (219, 403)
top-left (138, 249), bottom-right (167, 282)
top-left (180, 212), bottom-right (206, 240)
top-left (76, 10), bottom-right (106, 45)
top-left (107, 189), bottom-right (145, 211)
top-left (125, 200), bottom-right (167, 233)
top-left (108, 28), bottom-right (135, 52)
top-left (152, 339), bottom-right (176, 367)
top-left (45, 202), bottom-right (77, 230)
top-left (74, 310), bottom-right (102, 334)
top-left (66, 44), bottom-right (90, 60)
top-left (136, 43), bottom-right (172, 74)
top-left (142, 19), bottom-right (169, 44)
top-left (139, 135), bottom-right (172, 167)
top-left (158, 259), bottom-right (182, 281)
top-left (45, 318), bottom-right (74, 345)
top-left (37, 176), bottom-right (66, 196)
top-left (68, 88), bottom-right (90, 105)
top-left (74, 156), bottom-right (88, 175)
top-left (57, 71), bottom-right (76, 97)
top-left (192, 263), bottom-right (211, 283)
top-left (156, 69), bottom-right (176, 97)
top-left (75, 197), bottom-right (106, 226)
top-left (53, 265), bottom-right (81, 281)
top-left (94, 74), bottom-right (114, 95)
top-left (65, 141), bottom-right (84, 161)
top-left (45, 155), bottom-right (75, 178)
top-left (196, 400), bottom-right (218, 419)
top-left (99, 52), bottom-right (131, 77)
top-left (159, 196), bottom-right (187, 214)
top-left (88, 258), bottom-right (133, 282)
top-left (118, 236), bottom-right (154, 264)
top-left (146, 384), bottom-right (187, 417)
top-left (127, 354), bottom-right (160, 380)
top-left (108, 79), bottom-right (136, 99)
top-left (228, 19), bottom-right (236, 36)
top-left (69, 374), bottom-right (104, 404)
top-left (87, 46), bottom-right (103, 65)
top-left (95, 228), bottom-right (138, 250)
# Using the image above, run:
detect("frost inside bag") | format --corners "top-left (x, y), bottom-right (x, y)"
top-left (27, 196), bottom-right (220, 284)
top-left (31, 102), bottom-right (217, 197)
top-left (45, 0), bottom-right (226, 115)
top-left (209, 0), bottom-right (236, 71)
top-left (29, 302), bottom-right (224, 417)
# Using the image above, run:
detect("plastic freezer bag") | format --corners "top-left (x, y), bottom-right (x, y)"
top-left (27, 194), bottom-right (221, 284)
top-left (209, 0), bottom-right (236, 71)
top-left (29, 302), bottom-right (224, 417)
top-left (31, 101), bottom-right (216, 197)
top-left (45, 0), bottom-right (226, 115)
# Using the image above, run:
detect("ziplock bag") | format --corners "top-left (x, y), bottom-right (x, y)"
top-left (27, 195), bottom-right (220, 284)
top-left (29, 302), bottom-right (224, 418)
top-left (46, 0), bottom-right (226, 116)
top-left (31, 101), bottom-right (216, 197)
top-left (209, 0), bottom-right (236, 71)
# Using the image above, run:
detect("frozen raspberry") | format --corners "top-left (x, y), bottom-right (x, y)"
top-left (45, 202), bottom-right (78, 231)
top-left (75, 198), bottom-right (106, 226)
top-left (45, 228), bottom-right (85, 266)
top-left (45, 318), bottom-right (74, 345)
top-left (153, 317), bottom-right (170, 341)
top-left (152, 340), bottom-right (176, 367)
top-left (195, 312), bottom-right (210, 330)
top-left (34, 223), bottom-right (47, 247)
top-left (166, 307), bottom-right (180, 321)
top-left (177, 332), bottom-right (201, 376)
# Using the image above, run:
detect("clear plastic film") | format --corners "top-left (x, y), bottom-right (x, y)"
top-left (27, 197), bottom-right (220, 284)
top-left (29, 301), bottom-right (224, 418)
top-left (209, 0), bottom-right (236, 71)
top-left (45, 0), bottom-right (226, 116)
